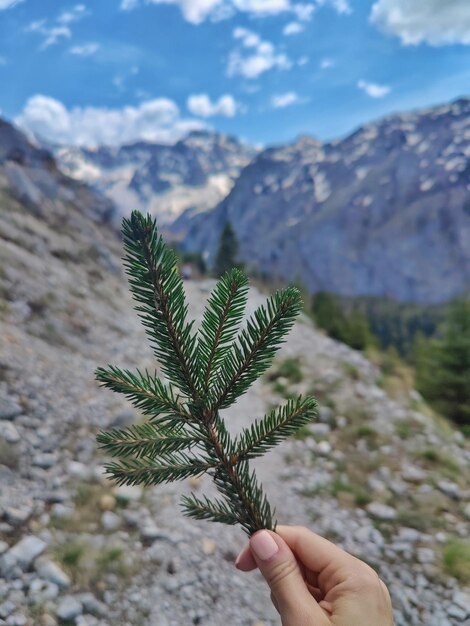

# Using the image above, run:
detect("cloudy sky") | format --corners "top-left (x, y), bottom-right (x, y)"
top-left (2, 0), bottom-right (470, 147)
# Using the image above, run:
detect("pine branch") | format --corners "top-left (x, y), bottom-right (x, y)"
top-left (104, 453), bottom-right (218, 487)
top-left (122, 211), bottom-right (200, 399)
top-left (95, 365), bottom-right (190, 427)
top-left (181, 494), bottom-right (240, 525)
top-left (97, 423), bottom-right (203, 459)
top-left (96, 211), bottom-right (318, 537)
top-left (198, 268), bottom-right (249, 393)
top-left (209, 287), bottom-right (303, 411)
top-left (233, 396), bottom-right (318, 461)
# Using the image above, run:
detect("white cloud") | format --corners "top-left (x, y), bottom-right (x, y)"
top-left (320, 57), bottom-right (334, 68)
top-left (228, 28), bottom-right (291, 79)
top-left (147, 0), bottom-right (223, 24)
top-left (232, 0), bottom-right (290, 15)
top-left (121, 0), bottom-right (326, 23)
top-left (187, 93), bottom-right (239, 117)
top-left (120, 0), bottom-right (140, 8)
top-left (26, 21), bottom-right (72, 49)
top-left (317, 0), bottom-right (351, 14)
top-left (370, 0), bottom-right (470, 46)
top-left (283, 21), bottom-right (304, 35)
top-left (15, 94), bottom-right (205, 147)
top-left (292, 3), bottom-right (315, 20)
top-left (271, 91), bottom-right (300, 108)
top-left (58, 4), bottom-right (87, 24)
top-left (0, 0), bottom-right (23, 9)
top-left (357, 79), bottom-right (391, 98)
top-left (298, 55), bottom-right (309, 65)
top-left (0, 56), bottom-right (6, 65)
top-left (69, 42), bottom-right (100, 56)
top-left (26, 6), bottom-right (89, 50)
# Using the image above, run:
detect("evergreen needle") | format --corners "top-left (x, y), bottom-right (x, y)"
top-left (96, 211), bottom-right (318, 535)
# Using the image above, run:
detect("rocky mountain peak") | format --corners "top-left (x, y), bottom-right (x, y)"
top-left (178, 97), bottom-right (470, 304)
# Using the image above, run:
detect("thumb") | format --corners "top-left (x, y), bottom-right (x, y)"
top-left (249, 530), bottom-right (327, 625)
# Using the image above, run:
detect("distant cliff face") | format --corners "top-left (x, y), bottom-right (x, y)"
top-left (55, 130), bottom-right (257, 226)
top-left (0, 118), bottom-right (115, 227)
top-left (179, 99), bottom-right (470, 303)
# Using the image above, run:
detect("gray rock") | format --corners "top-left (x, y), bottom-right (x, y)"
top-left (0, 397), bottom-right (22, 420)
top-left (453, 591), bottom-right (470, 614)
top-left (101, 510), bottom-right (121, 531)
top-left (28, 578), bottom-right (60, 601)
top-left (6, 613), bottom-right (27, 626)
top-left (4, 507), bottom-right (32, 527)
top-left (78, 592), bottom-right (108, 617)
top-left (437, 481), bottom-right (461, 500)
top-left (32, 453), bottom-right (56, 469)
top-left (0, 600), bottom-right (15, 619)
top-left (35, 557), bottom-right (71, 589)
top-left (1, 536), bottom-right (46, 573)
top-left (56, 596), bottom-right (83, 621)
top-left (366, 502), bottom-right (397, 521)
top-left (0, 422), bottom-right (20, 443)
top-left (416, 548), bottom-right (435, 564)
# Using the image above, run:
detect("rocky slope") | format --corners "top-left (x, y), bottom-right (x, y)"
top-left (0, 120), bottom-right (470, 625)
top-left (55, 130), bottom-right (256, 228)
top-left (179, 98), bottom-right (470, 303)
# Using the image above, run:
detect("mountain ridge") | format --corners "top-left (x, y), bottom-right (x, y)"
top-left (177, 97), bottom-right (470, 304)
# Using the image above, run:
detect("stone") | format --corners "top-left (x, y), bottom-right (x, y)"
top-left (28, 578), bottom-right (59, 601)
top-left (35, 557), bottom-right (71, 589)
top-left (32, 453), bottom-right (56, 469)
top-left (201, 538), bottom-right (216, 556)
top-left (67, 460), bottom-right (93, 480)
top-left (6, 614), bottom-right (27, 626)
top-left (463, 503), bottom-right (470, 520)
top-left (0, 422), bottom-right (20, 443)
top-left (99, 494), bottom-right (116, 511)
top-left (453, 591), bottom-right (470, 614)
top-left (77, 592), bottom-right (108, 617)
top-left (4, 507), bottom-right (32, 527)
top-left (140, 523), bottom-right (170, 543)
top-left (437, 481), bottom-right (460, 500)
top-left (401, 465), bottom-right (427, 483)
top-left (1, 536), bottom-right (46, 572)
top-left (366, 502), bottom-right (397, 521)
top-left (56, 596), bottom-right (83, 621)
top-left (114, 484), bottom-right (142, 503)
top-left (0, 601), bottom-right (15, 619)
top-left (0, 540), bottom-right (9, 554)
top-left (416, 548), bottom-right (435, 564)
top-left (0, 397), bottom-right (22, 420)
top-left (317, 440), bottom-right (332, 455)
top-left (101, 510), bottom-right (121, 531)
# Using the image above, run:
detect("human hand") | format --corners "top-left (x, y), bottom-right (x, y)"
top-left (235, 525), bottom-right (394, 626)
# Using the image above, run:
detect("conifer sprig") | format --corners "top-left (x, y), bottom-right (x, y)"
top-left (96, 210), bottom-right (317, 535)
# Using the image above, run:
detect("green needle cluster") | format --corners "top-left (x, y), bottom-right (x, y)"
top-left (96, 211), bottom-right (317, 535)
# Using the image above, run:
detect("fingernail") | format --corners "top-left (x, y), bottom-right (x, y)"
top-left (234, 551), bottom-right (243, 569)
top-left (250, 530), bottom-right (279, 561)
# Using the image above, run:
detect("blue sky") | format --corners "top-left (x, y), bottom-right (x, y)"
top-left (2, 0), bottom-right (470, 147)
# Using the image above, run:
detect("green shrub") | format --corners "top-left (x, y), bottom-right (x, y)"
top-left (443, 539), bottom-right (470, 583)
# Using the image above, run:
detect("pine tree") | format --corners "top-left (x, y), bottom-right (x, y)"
top-left (214, 221), bottom-right (239, 278)
top-left (415, 299), bottom-right (470, 426)
top-left (96, 211), bottom-right (317, 535)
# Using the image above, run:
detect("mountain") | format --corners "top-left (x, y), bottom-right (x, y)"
top-left (178, 98), bottom-right (470, 304)
top-left (1, 118), bottom-right (470, 626)
top-left (54, 130), bottom-right (257, 226)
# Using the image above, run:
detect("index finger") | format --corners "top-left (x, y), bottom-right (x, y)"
top-left (275, 526), bottom-right (357, 577)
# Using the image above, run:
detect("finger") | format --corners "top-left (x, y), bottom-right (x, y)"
top-left (235, 544), bottom-right (257, 571)
top-left (276, 525), bottom-right (356, 584)
top-left (249, 530), bottom-right (329, 625)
